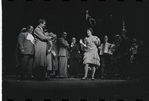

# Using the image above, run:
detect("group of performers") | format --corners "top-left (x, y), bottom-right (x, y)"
top-left (13, 17), bottom-right (140, 80)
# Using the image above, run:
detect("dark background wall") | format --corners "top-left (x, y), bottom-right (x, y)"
top-left (2, 0), bottom-right (149, 74)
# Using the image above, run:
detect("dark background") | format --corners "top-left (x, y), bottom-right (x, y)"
top-left (2, 0), bottom-right (149, 74)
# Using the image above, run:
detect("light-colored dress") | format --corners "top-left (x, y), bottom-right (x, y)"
top-left (83, 36), bottom-right (100, 66)
top-left (52, 40), bottom-right (58, 71)
top-left (47, 39), bottom-right (58, 71)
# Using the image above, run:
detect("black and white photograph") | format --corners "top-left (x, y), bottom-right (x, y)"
top-left (2, 0), bottom-right (149, 101)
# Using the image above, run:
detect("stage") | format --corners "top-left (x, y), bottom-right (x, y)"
top-left (3, 77), bottom-right (149, 101)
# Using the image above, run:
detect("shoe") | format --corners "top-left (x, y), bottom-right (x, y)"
top-left (91, 77), bottom-right (95, 80)
top-left (74, 76), bottom-right (78, 78)
top-left (81, 77), bottom-right (87, 80)
top-left (88, 67), bottom-right (91, 70)
top-left (26, 77), bottom-right (34, 80)
top-left (59, 76), bottom-right (64, 79)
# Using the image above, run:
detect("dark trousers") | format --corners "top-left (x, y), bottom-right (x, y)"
top-left (69, 58), bottom-right (79, 77)
top-left (20, 54), bottom-right (34, 78)
top-left (101, 53), bottom-right (111, 78)
top-left (33, 66), bottom-right (47, 79)
top-left (120, 53), bottom-right (131, 78)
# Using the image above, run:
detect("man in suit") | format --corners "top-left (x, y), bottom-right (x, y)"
top-left (18, 25), bottom-right (34, 79)
top-left (34, 19), bottom-right (51, 80)
top-left (69, 37), bottom-right (80, 78)
top-left (58, 32), bottom-right (69, 78)
top-left (119, 29), bottom-right (131, 79)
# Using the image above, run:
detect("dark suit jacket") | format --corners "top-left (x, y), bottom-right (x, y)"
top-left (18, 32), bottom-right (34, 55)
top-left (70, 43), bottom-right (80, 59)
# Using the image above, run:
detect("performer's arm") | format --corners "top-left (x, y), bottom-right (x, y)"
top-left (94, 37), bottom-right (101, 47)
top-left (79, 39), bottom-right (87, 47)
top-left (34, 28), bottom-right (51, 41)
top-left (58, 38), bottom-right (69, 47)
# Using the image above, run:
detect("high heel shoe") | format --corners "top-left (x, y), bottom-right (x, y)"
top-left (91, 77), bottom-right (95, 80)
top-left (88, 67), bottom-right (91, 70)
top-left (81, 77), bottom-right (87, 80)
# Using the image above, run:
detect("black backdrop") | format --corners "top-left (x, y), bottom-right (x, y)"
top-left (2, 0), bottom-right (149, 74)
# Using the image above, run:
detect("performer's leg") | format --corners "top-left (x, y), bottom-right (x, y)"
top-left (26, 55), bottom-right (34, 78)
top-left (20, 55), bottom-right (29, 79)
top-left (69, 59), bottom-right (73, 77)
top-left (82, 64), bottom-right (89, 79)
top-left (106, 54), bottom-right (112, 79)
top-left (102, 55), bottom-right (107, 78)
top-left (74, 59), bottom-right (79, 77)
top-left (43, 66), bottom-right (47, 79)
top-left (91, 66), bottom-right (96, 79)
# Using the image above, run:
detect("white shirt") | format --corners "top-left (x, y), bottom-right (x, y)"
top-left (26, 33), bottom-right (35, 44)
top-left (99, 42), bottom-right (111, 55)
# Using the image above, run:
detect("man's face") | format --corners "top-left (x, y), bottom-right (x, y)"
top-left (104, 36), bottom-right (108, 42)
top-left (41, 22), bottom-right (46, 29)
top-left (63, 33), bottom-right (67, 38)
top-left (72, 38), bottom-right (76, 43)
top-left (29, 26), bottom-right (34, 33)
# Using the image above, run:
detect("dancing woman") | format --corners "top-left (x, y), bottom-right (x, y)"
top-left (80, 28), bottom-right (101, 80)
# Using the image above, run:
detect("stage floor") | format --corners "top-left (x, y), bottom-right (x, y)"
top-left (2, 77), bottom-right (149, 101)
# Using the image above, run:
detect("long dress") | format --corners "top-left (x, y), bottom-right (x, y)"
top-left (46, 40), bottom-right (53, 71)
top-left (83, 36), bottom-right (100, 67)
top-left (52, 40), bottom-right (58, 71)
top-left (47, 39), bottom-right (58, 71)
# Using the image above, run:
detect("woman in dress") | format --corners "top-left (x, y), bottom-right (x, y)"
top-left (80, 28), bottom-right (101, 80)
top-left (45, 32), bottom-right (57, 78)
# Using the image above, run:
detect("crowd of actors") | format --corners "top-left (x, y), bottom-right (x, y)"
top-left (14, 19), bottom-right (140, 80)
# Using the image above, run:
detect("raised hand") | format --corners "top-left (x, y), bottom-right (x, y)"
top-left (79, 39), bottom-right (83, 44)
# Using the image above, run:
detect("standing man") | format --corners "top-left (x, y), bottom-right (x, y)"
top-left (34, 19), bottom-right (51, 80)
top-left (99, 35), bottom-right (112, 79)
top-left (58, 32), bottom-right (69, 78)
top-left (69, 37), bottom-right (80, 78)
top-left (18, 25), bottom-right (34, 80)
top-left (120, 29), bottom-right (131, 79)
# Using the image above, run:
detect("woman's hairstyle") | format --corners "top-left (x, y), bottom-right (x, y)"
top-left (21, 28), bottom-right (27, 33)
top-left (38, 19), bottom-right (46, 24)
top-left (87, 28), bottom-right (93, 34)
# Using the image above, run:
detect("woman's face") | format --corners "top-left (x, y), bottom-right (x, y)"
top-left (87, 30), bottom-right (92, 37)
